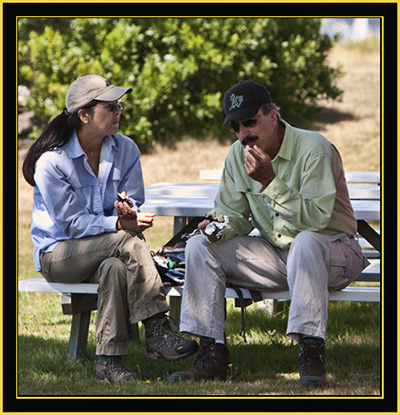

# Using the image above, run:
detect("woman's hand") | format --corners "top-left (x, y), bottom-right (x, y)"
top-left (114, 201), bottom-right (156, 233)
top-left (115, 200), bottom-right (136, 219)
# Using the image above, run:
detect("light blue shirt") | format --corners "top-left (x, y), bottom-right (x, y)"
top-left (31, 132), bottom-right (145, 272)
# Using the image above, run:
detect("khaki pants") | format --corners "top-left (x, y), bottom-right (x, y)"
top-left (180, 231), bottom-right (368, 343)
top-left (40, 230), bottom-right (169, 356)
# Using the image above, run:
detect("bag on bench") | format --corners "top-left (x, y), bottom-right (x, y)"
top-left (152, 217), bottom-right (203, 286)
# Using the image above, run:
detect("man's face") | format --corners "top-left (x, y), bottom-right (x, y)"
top-left (229, 108), bottom-right (279, 156)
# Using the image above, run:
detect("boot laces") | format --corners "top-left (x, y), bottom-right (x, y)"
top-left (189, 344), bottom-right (220, 370)
top-left (107, 357), bottom-right (137, 381)
top-left (299, 342), bottom-right (325, 378)
top-left (148, 316), bottom-right (182, 348)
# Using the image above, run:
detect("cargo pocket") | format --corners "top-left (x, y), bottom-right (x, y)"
top-left (327, 234), bottom-right (351, 291)
top-left (328, 234), bottom-right (367, 291)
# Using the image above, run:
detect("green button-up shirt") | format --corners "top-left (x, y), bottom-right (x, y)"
top-left (211, 121), bottom-right (357, 249)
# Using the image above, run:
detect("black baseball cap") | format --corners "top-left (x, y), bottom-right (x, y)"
top-left (223, 81), bottom-right (272, 126)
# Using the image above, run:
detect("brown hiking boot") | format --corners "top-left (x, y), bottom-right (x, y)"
top-left (95, 356), bottom-right (139, 383)
top-left (145, 315), bottom-right (198, 361)
top-left (298, 336), bottom-right (327, 388)
top-left (168, 343), bottom-right (232, 382)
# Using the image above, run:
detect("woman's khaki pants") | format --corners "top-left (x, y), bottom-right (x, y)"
top-left (40, 230), bottom-right (169, 356)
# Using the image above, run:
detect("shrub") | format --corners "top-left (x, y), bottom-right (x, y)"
top-left (18, 17), bottom-right (342, 151)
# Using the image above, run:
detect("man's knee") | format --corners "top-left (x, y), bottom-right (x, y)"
top-left (186, 234), bottom-right (209, 257)
top-left (292, 230), bottom-right (319, 243)
top-left (288, 232), bottom-right (329, 276)
top-left (185, 235), bottom-right (222, 279)
top-left (290, 231), bottom-right (325, 255)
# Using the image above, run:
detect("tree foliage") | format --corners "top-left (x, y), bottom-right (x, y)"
top-left (18, 17), bottom-right (342, 151)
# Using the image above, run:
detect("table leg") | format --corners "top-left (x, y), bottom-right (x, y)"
top-left (68, 312), bottom-right (91, 359)
top-left (357, 220), bottom-right (381, 253)
top-left (173, 216), bottom-right (190, 235)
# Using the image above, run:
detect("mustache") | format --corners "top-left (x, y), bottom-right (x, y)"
top-left (242, 136), bottom-right (259, 147)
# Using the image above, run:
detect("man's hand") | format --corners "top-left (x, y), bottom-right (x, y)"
top-left (198, 219), bottom-right (220, 242)
top-left (114, 200), bottom-right (155, 233)
top-left (198, 219), bottom-right (211, 234)
top-left (244, 145), bottom-right (276, 187)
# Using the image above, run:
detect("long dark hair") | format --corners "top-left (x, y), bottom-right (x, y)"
top-left (22, 101), bottom-right (96, 186)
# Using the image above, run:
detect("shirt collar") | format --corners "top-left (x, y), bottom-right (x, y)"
top-left (103, 134), bottom-right (118, 152)
top-left (63, 132), bottom-right (118, 159)
top-left (274, 120), bottom-right (294, 161)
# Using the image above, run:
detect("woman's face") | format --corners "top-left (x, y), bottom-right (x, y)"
top-left (81, 100), bottom-right (122, 137)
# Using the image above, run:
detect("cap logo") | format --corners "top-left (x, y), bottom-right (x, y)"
top-left (105, 79), bottom-right (111, 87)
top-left (229, 94), bottom-right (244, 112)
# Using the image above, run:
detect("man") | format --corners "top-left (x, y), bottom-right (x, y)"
top-left (169, 81), bottom-right (368, 387)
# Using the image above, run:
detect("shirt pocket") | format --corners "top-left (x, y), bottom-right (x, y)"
top-left (66, 167), bottom-right (99, 212)
top-left (67, 163), bottom-right (94, 188)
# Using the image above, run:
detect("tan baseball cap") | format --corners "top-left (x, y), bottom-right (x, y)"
top-left (65, 74), bottom-right (132, 114)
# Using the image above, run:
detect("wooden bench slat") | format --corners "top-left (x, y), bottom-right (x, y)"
top-left (18, 255), bottom-right (381, 296)
top-left (348, 186), bottom-right (380, 200)
top-left (19, 257), bottom-right (381, 304)
top-left (18, 278), bottom-right (381, 304)
top-left (344, 171), bottom-right (381, 184)
top-left (225, 286), bottom-right (380, 303)
top-left (18, 278), bottom-right (99, 294)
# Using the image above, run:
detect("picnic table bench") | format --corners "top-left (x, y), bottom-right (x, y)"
top-left (18, 171), bottom-right (381, 358)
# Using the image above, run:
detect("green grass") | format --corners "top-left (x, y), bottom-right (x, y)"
top-left (17, 293), bottom-right (381, 396)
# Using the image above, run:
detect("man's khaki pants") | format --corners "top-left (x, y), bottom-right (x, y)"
top-left (180, 231), bottom-right (368, 343)
top-left (40, 230), bottom-right (169, 356)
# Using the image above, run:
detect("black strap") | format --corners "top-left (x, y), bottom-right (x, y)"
top-left (163, 217), bottom-right (203, 247)
top-left (249, 289), bottom-right (263, 302)
top-left (231, 286), bottom-right (248, 343)
top-left (228, 286), bottom-right (264, 343)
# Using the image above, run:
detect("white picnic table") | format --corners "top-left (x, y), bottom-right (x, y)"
top-left (142, 180), bottom-right (381, 249)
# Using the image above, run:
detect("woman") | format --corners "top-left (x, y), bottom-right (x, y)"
top-left (22, 74), bottom-right (198, 382)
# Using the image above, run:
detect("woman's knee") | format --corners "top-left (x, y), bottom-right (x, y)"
top-left (95, 257), bottom-right (127, 284)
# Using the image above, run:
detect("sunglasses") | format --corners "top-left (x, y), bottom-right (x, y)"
top-left (98, 102), bottom-right (125, 113)
top-left (229, 114), bottom-right (263, 133)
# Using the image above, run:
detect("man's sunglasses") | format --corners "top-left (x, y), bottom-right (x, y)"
top-left (99, 102), bottom-right (125, 113)
top-left (229, 114), bottom-right (263, 133)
